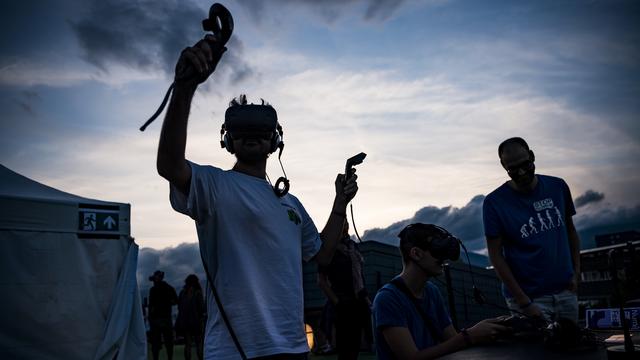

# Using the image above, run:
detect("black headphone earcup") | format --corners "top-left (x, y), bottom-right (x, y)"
top-left (224, 133), bottom-right (235, 154)
top-left (270, 132), bottom-right (281, 153)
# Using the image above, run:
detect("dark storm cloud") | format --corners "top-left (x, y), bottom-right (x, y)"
top-left (137, 242), bottom-right (205, 297)
top-left (69, 0), bottom-right (253, 84)
top-left (362, 193), bottom-right (640, 252)
top-left (235, 0), bottom-right (407, 24)
top-left (362, 195), bottom-right (487, 252)
top-left (574, 190), bottom-right (605, 208)
top-left (362, 0), bottom-right (405, 22)
top-left (574, 204), bottom-right (640, 248)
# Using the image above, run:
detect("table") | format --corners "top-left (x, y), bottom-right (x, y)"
top-left (440, 340), bottom-right (608, 360)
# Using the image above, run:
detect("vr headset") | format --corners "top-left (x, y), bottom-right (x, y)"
top-left (220, 104), bottom-right (283, 154)
top-left (398, 223), bottom-right (461, 262)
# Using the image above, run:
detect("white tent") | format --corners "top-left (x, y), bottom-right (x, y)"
top-left (0, 165), bottom-right (146, 359)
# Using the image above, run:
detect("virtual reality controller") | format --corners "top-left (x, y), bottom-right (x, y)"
top-left (139, 3), bottom-right (234, 131)
top-left (175, 3), bottom-right (234, 82)
top-left (345, 152), bottom-right (366, 181)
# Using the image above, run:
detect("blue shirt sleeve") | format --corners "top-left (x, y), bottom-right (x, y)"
top-left (561, 179), bottom-right (577, 217)
top-left (483, 195), bottom-right (502, 238)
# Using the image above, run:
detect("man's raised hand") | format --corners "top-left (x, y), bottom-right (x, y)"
top-left (335, 170), bottom-right (359, 205)
top-left (174, 34), bottom-right (227, 90)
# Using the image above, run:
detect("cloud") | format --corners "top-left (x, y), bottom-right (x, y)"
top-left (0, 58), bottom-right (160, 88)
top-left (362, 195), bottom-right (487, 252)
top-left (573, 203), bottom-right (640, 248)
top-left (574, 190), bottom-right (605, 208)
top-left (137, 242), bottom-right (205, 297)
top-left (13, 90), bottom-right (41, 116)
top-left (362, 192), bottom-right (640, 253)
top-left (235, 0), bottom-right (411, 25)
top-left (69, 0), bottom-right (253, 85)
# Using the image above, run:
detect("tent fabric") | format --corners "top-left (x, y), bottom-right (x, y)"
top-left (93, 241), bottom-right (146, 360)
top-left (0, 164), bottom-right (145, 359)
top-left (0, 165), bottom-right (130, 235)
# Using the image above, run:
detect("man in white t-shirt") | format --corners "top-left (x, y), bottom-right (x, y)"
top-left (157, 36), bottom-right (359, 360)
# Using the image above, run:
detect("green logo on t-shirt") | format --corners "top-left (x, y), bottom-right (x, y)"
top-left (287, 209), bottom-right (301, 225)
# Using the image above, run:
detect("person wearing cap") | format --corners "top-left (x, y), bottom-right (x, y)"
top-left (148, 270), bottom-right (178, 360)
top-left (156, 36), bottom-right (358, 359)
top-left (372, 223), bottom-right (507, 360)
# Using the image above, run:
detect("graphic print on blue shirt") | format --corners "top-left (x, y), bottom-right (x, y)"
top-left (483, 175), bottom-right (576, 298)
top-left (517, 197), bottom-right (565, 238)
top-left (281, 203), bottom-right (302, 225)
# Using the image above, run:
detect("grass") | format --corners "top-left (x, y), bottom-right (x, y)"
top-left (147, 344), bottom-right (376, 360)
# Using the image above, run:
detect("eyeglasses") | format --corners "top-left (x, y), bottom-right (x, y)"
top-left (229, 131), bottom-right (273, 141)
top-left (505, 159), bottom-right (534, 175)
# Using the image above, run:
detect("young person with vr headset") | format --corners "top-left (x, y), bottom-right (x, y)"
top-left (157, 35), bottom-right (359, 359)
top-left (372, 223), bottom-right (508, 360)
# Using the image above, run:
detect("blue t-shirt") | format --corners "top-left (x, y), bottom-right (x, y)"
top-left (483, 174), bottom-right (576, 298)
top-left (373, 278), bottom-right (452, 360)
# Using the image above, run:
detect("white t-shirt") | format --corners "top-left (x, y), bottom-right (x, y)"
top-left (170, 162), bottom-right (322, 359)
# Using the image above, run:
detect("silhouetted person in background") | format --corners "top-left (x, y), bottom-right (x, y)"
top-left (318, 220), bottom-right (372, 360)
top-left (483, 137), bottom-right (581, 322)
top-left (148, 270), bottom-right (178, 360)
top-left (176, 274), bottom-right (205, 360)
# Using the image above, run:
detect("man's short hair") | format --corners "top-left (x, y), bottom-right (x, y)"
top-left (498, 137), bottom-right (530, 157)
top-left (398, 223), bottom-right (443, 263)
top-left (229, 94), bottom-right (271, 108)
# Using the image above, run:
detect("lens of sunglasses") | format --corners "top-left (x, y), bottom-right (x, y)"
top-left (507, 160), bottom-right (533, 174)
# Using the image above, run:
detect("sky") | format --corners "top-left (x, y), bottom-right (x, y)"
top-left (1, 0), bottom-right (639, 262)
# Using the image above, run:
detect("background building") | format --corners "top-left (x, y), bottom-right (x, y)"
top-left (579, 231), bottom-right (640, 315)
top-left (303, 240), bottom-right (506, 345)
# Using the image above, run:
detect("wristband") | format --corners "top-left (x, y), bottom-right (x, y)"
top-left (460, 328), bottom-right (473, 348)
top-left (519, 300), bottom-right (533, 309)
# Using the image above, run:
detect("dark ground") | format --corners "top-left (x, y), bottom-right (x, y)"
top-left (147, 344), bottom-right (376, 360)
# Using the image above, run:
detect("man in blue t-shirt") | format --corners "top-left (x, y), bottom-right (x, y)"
top-left (373, 223), bottom-right (507, 360)
top-left (483, 137), bottom-right (581, 322)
